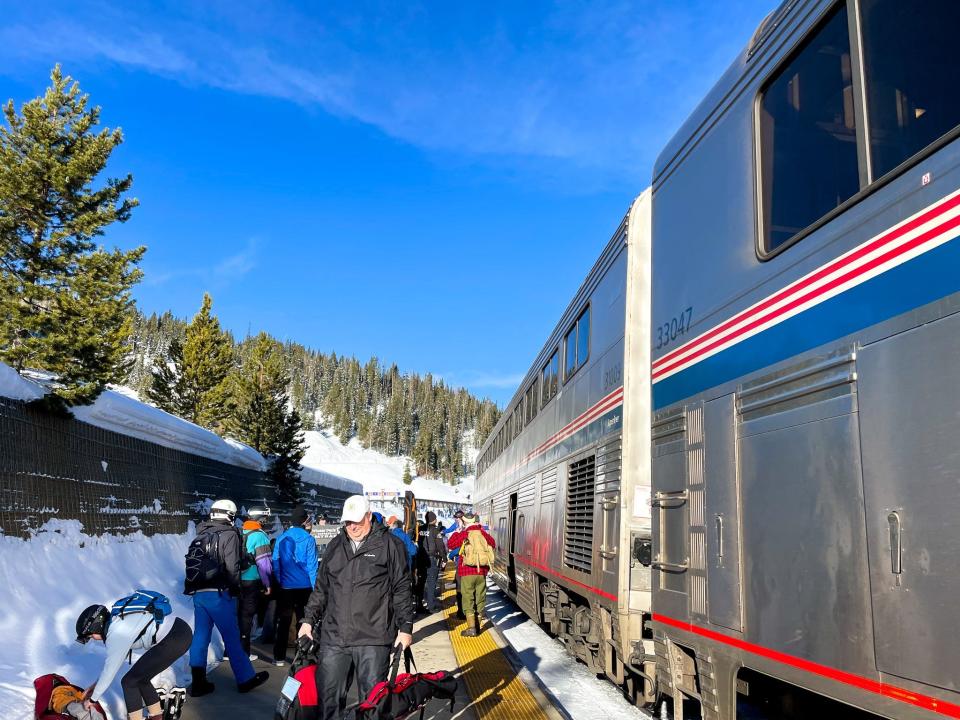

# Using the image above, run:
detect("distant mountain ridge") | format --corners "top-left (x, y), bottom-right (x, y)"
top-left (125, 309), bottom-right (500, 481)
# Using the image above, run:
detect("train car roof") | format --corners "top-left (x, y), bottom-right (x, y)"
top-left (653, 0), bottom-right (809, 188)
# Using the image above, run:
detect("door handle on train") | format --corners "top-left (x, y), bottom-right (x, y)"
top-left (651, 556), bottom-right (689, 572)
top-left (715, 514), bottom-right (724, 561)
top-left (598, 546), bottom-right (617, 559)
top-left (887, 511), bottom-right (902, 582)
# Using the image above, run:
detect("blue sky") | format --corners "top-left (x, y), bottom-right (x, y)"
top-left (1, 1), bottom-right (771, 406)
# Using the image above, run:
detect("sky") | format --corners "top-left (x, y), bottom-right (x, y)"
top-left (0, 0), bottom-right (772, 406)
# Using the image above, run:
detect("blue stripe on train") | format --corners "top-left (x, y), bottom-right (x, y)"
top-left (653, 232), bottom-right (960, 410)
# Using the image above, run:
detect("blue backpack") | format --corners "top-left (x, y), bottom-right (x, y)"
top-left (111, 590), bottom-right (172, 656)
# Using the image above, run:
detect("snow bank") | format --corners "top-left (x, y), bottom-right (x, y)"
top-left (0, 520), bottom-right (228, 720)
top-left (0, 361), bottom-right (267, 472)
top-left (300, 430), bottom-right (473, 506)
top-left (72, 390), bottom-right (267, 472)
top-left (0, 363), bottom-right (45, 402)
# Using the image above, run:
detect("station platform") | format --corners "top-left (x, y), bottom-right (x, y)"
top-left (180, 568), bottom-right (563, 719)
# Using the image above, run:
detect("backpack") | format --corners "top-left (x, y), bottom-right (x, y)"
top-left (34, 674), bottom-right (107, 720)
top-left (241, 529), bottom-right (259, 572)
top-left (111, 589), bottom-right (173, 660)
top-left (184, 525), bottom-right (237, 594)
top-left (348, 648), bottom-right (458, 720)
top-left (460, 529), bottom-right (494, 569)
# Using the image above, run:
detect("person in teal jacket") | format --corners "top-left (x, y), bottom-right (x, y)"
top-left (271, 506), bottom-right (317, 665)
top-left (239, 507), bottom-right (273, 658)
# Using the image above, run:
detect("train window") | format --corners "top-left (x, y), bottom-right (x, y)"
top-left (861, 0), bottom-right (960, 179)
top-left (758, 4), bottom-right (859, 253)
top-left (563, 306), bottom-right (591, 382)
top-left (525, 378), bottom-right (539, 423)
top-left (541, 349), bottom-right (559, 407)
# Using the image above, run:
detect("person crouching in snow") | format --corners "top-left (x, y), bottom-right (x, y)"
top-left (75, 590), bottom-right (192, 720)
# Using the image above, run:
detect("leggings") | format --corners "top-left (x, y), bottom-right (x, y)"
top-left (121, 617), bottom-right (192, 712)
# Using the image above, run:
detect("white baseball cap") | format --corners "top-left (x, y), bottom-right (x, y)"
top-left (341, 495), bottom-right (370, 523)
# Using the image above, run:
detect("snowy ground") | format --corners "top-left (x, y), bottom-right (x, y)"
top-left (484, 582), bottom-right (656, 720)
top-left (0, 521), bottom-right (229, 720)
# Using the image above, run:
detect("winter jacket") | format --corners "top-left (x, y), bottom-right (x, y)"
top-left (447, 523), bottom-right (496, 578)
top-left (90, 611), bottom-right (171, 703)
top-left (273, 526), bottom-right (318, 590)
top-left (417, 522), bottom-right (446, 567)
top-left (241, 521), bottom-right (273, 585)
top-left (191, 519), bottom-right (243, 594)
top-left (391, 526), bottom-right (418, 569)
top-left (303, 522), bottom-right (413, 647)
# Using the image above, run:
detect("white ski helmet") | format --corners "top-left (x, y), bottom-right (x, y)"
top-left (210, 499), bottom-right (237, 521)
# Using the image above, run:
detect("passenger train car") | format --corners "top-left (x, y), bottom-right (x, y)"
top-left (475, 1), bottom-right (960, 718)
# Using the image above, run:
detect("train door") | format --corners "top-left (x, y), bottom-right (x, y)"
top-left (508, 492), bottom-right (518, 595)
top-left (857, 312), bottom-right (960, 693)
top-left (704, 395), bottom-right (742, 632)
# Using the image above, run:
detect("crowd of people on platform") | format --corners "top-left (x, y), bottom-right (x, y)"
top-left (55, 494), bottom-right (494, 720)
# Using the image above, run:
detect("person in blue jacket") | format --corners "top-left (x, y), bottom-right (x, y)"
top-left (271, 505), bottom-right (317, 665)
top-left (386, 515), bottom-right (418, 569)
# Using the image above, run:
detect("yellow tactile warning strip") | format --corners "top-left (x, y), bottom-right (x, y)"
top-left (441, 567), bottom-right (551, 719)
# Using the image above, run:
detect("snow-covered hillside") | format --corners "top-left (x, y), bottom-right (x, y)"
top-left (300, 429), bottom-right (474, 509)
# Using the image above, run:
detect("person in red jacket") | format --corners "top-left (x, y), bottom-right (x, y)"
top-left (446, 513), bottom-right (495, 637)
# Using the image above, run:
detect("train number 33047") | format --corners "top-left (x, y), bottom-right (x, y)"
top-left (656, 307), bottom-right (693, 350)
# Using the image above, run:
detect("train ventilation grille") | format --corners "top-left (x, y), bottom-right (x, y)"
top-left (564, 455), bottom-right (596, 573)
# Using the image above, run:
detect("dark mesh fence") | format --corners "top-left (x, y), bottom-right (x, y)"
top-left (0, 396), bottom-right (350, 538)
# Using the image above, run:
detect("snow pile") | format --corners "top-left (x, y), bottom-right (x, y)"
top-left (0, 363), bottom-right (45, 402)
top-left (0, 362), bottom-right (266, 471)
top-left (0, 520), bottom-right (232, 720)
top-left (72, 390), bottom-right (267, 472)
top-left (300, 429), bottom-right (474, 506)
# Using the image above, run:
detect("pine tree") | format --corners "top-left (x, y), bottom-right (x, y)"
top-left (180, 293), bottom-right (234, 430)
top-left (226, 332), bottom-right (305, 500)
top-left (402, 462), bottom-right (413, 485)
top-left (147, 337), bottom-right (186, 414)
top-left (269, 408), bottom-right (307, 503)
top-left (0, 66), bottom-right (143, 405)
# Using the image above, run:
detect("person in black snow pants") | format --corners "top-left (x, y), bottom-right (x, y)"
top-left (76, 597), bottom-right (192, 720)
top-left (298, 494), bottom-right (414, 720)
top-left (417, 511), bottom-right (447, 613)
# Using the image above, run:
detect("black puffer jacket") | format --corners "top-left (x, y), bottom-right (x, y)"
top-left (417, 522), bottom-right (446, 566)
top-left (303, 522), bottom-right (413, 647)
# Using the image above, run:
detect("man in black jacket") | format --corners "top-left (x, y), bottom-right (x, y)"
top-left (416, 511), bottom-right (447, 613)
top-left (299, 495), bottom-right (413, 720)
top-left (185, 499), bottom-right (269, 696)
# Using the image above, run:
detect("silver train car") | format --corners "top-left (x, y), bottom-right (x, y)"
top-left (476, 1), bottom-right (960, 718)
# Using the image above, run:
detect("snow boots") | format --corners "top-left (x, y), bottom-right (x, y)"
top-left (238, 671), bottom-right (270, 693)
top-left (188, 668), bottom-right (214, 697)
top-left (460, 617), bottom-right (480, 637)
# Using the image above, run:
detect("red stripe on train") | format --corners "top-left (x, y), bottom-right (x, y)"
top-left (653, 210), bottom-right (960, 380)
top-left (515, 556), bottom-right (618, 602)
top-left (652, 191), bottom-right (960, 378)
top-left (653, 613), bottom-right (960, 718)
top-left (525, 387), bottom-right (623, 462)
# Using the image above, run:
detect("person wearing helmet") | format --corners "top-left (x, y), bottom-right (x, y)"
top-left (270, 505), bottom-right (317, 666)
top-left (238, 506), bottom-right (274, 659)
top-left (184, 499), bottom-right (268, 696)
top-left (75, 597), bottom-right (192, 720)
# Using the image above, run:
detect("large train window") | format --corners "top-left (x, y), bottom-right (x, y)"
top-left (758, 4), bottom-right (859, 254)
top-left (861, 0), bottom-right (960, 179)
top-left (540, 349), bottom-right (559, 407)
top-left (563, 306), bottom-right (590, 382)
